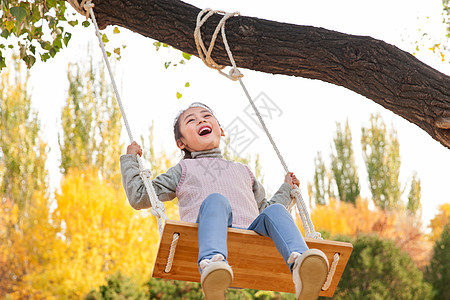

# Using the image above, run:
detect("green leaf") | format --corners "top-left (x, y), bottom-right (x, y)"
top-left (176, 92), bottom-right (182, 99)
top-left (63, 32), bottom-right (71, 46)
top-left (185, 82), bottom-right (190, 87)
top-left (113, 27), bottom-right (120, 34)
top-left (162, 43), bottom-right (169, 48)
top-left (46, 0), bottom-right (56, 9)
top-left (68, 20), bottom-right (78, 27)
top-left (40, 40), bottom-right (51, 50)
top-left (0, 56), bottom-right (5, 69)
top-left (164, 62), bottom-right (171, 69)
top-left (82, 20), bottom-right (90, 27)
top-left (10, 7), bottom-right (27, 23)
top-left (23, 55), bottom-right (36, 68)
top-left (179, 60), bottom-right (185, 65)
top-left (30, 45), bottom-right (36, 54)
top-left (106, 51), bottom-right (111, 57)
top-left (153, 41), bottom-right (161, 51)
top-left (49, 47), bottom-right (56, 57)
top-left (1, 29), bottom-right (10, 38)
top-left (53, 36), bottom-right (62, 49)
top-left (102, 33), bottom-right (109, 43)
top-left (40, 52), bottom-right (50, 61)
top-left (182, 52), bottom-right (192, 60)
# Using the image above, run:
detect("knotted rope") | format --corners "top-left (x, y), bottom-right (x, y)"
top-left (194, 8), bottom-right (320, 239)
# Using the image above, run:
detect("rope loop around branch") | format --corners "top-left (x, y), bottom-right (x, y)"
top-left (194, 8), bottom-right (243, 81)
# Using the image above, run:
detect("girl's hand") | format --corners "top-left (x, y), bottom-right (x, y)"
top-left (127, 141), bottom-right (143, 157)
top-left (285, 172), bottom-right (300, 188)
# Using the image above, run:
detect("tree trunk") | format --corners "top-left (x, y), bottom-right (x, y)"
top-left (74, 0), bottom-right (450, 149)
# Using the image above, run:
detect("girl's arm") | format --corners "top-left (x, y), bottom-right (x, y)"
top-left (253, 172), bottom-right (299, 213)
top-left (120, 152), bottom-right (181, 209)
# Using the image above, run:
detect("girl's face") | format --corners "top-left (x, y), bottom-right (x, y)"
top-left (176, 107), bottom-right (224, 153)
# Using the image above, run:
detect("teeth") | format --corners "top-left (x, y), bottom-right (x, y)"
top-left (199, 127), bottom-right (211, 135)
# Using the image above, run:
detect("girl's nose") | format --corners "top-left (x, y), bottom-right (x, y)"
top-left (198, 119), bottom-right (206, 124)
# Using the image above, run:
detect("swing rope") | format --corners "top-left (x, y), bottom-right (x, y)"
top-left (195, 8), bottom-right (320, 239)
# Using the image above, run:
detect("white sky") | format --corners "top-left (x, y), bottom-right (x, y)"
top-left (23, 0), bottom-right (450, 228)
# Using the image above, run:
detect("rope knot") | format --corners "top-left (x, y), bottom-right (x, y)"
top-left (140, 169), bottom-right (153, 179)
top-left (228, 67), bottom-right (243, 81)
top-left (307, 231), bottom-right (323, 239)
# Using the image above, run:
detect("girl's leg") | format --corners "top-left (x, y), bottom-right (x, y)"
top-left (247, 203), bottom-right (308, 269)
top-left (196, 193), bottom-right (233, 265)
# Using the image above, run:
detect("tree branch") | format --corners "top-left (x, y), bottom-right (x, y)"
top-left (74, 0), bottom-right (450, 149)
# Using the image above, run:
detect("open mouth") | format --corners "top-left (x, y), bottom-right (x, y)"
top-left (198, 126), bottom-right (212, 136)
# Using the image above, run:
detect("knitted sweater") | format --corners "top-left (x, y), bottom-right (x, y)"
top-left (120, 148), bottom-right (293, 226)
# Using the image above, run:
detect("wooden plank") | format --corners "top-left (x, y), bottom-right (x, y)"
top-left (153, 220), bottom-right (353, 297)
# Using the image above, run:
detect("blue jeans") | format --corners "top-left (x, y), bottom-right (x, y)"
top-left (196, 193), bottom-right (309, 270)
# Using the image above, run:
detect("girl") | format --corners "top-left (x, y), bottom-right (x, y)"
top-left (120, 102), bottom-right (329, 300)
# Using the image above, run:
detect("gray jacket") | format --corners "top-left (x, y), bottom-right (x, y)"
top-left (120, 148), bottom-right (293, 213)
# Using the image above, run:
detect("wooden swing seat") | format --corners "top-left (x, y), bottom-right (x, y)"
top-left (153, 220), bottom-right (353, 297)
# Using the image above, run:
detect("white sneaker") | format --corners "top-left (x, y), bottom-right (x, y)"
top-left (200, 254), bottom-right (233, 300)
top-left (288, 249), bottom-right (329, 300)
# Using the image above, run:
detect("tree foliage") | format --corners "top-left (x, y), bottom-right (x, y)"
top-left (407, 172), bottom-right (422, 215)
top-left (59, 59), bottom-right (123, 186)
top-left (428, 203), bottom-right (450, 242)
top-left (86, 271), bottom-right (147, 300)
top-left (0, 59), bottom-right (48, 213)
top-left (0, 0), bottom-right (79, 69)
top-left (27, 168), bottom-right (173, 298)
top-left (426, 219), bottom-right (450, 300)
top-left (331, 120), bottom-right (360, 204)
top-left (308, 198), bottom-right (431, 268)
top-left (308, 152), bottom-right (334, 206)
top-left (330, 235), bottom-right (433, 300)
top-left (361, 113), bottom-right (402, 210)
top-left (0, 60), bottom-right (50, 299)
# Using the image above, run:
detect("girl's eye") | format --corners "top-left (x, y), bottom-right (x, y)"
top-left (204, 114), bottom-right (212, 118)
top-left (187, 119), bottom-right (194, 124)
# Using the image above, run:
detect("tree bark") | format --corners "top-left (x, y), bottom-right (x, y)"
top-left (75, 0), bottom-right (450, 149)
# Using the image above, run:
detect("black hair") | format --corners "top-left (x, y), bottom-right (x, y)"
top-left (173, 102), bottom-right (218, 159)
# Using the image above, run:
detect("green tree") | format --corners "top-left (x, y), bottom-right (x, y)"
top-left (407, 172), bottom-right (422, 215)
top-left (361, 113), bottom-right (402, 210)
top-left (426, 219), bottom-right (450, 300)
top-left (331, 120), bottom-right (360, 204)
top-left (86, 272), bottom-right (147, 300)
top-left (309, 152), bottom-right (333, 206)
top-left (146, 278), bottom-right (294, 299)
top-left (59, 58), bottom-right (123, 186)
top-left (331, 235), bottom-right (433, 300)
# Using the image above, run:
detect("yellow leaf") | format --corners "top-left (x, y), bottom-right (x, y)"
top-left (5, 20), bottom-right (14, 32)
top-left (176, 92), bottom-right (182, 99)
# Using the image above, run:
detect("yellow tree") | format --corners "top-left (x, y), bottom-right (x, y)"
top-left (27, 168), bottom-right (178, 298)
top-left (429, 203), bottom-right (450, 241)
top-left (59, 59), bottom-right (123, 187)
top-left (0, 59), bottom-right (49, 298)
top-left (308, 198), bottom-right (431, 268)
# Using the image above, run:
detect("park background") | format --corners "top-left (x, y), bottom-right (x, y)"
top-left (1, 0), bottom-right (449, 299)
